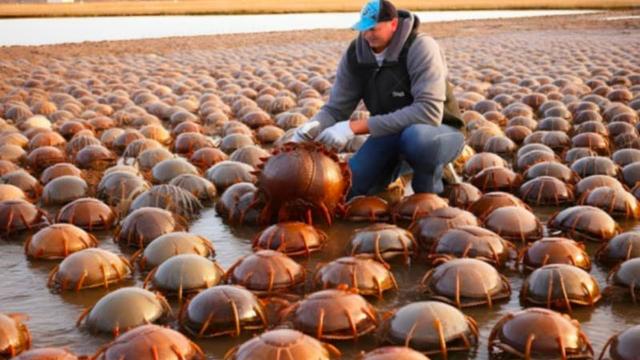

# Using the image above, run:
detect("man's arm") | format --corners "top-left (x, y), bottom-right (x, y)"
top-left (313, 46), bottom-right (363, 132)
top-left (366, 35), bottom-right (447, 137)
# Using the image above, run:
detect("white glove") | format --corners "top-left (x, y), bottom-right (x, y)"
top-left (316, 121), bottom-right (354, 152)
top-left (291, 120), bottom-right (320, 143)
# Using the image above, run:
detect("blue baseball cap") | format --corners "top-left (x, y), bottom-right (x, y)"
top-left (352, 0), bottom-right (398, 32)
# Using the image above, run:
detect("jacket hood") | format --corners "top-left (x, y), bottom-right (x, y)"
top-left (355, 10), bottom-right (420, 65)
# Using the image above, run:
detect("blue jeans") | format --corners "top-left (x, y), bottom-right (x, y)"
top-left (348, 123), bottom-right (464, 197)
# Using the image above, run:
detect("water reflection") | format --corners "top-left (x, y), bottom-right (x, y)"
top-left (0, 10), bottom-right (597, 46)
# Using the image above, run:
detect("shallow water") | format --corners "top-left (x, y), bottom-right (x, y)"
top-left (1, 203), bottom-right (640, 359)
top-left (0, 10), bottom-right (597, 46)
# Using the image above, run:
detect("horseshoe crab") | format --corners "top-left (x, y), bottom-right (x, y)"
top-left (482, 206), bottom-right (544, 243)
top-left (488, 308), bottom-right (594, 359)
top-left (215, 182), bottom-right (257, 222)
top-left (128, 184), bottom-right (202, 219)
top-left (74, 145), bottom-right (117, 171)
top-left (224, 329), bottom-right (340, 360)
top-left (27, 146), bottom-right (66, 173)
top-left (92, 324), bottom-right (204, 360)
top-left (47, 248), bottom-right (132, 291)
top-left (0, 171), bottom-right (42, 201)
top-left (0, 199), bottom-right (49, 235)
top-left (133, 231), bottom-right (214, 270)
top-left (151, 158), bottom-right (199, 184)
top-left (391, 193), bottom-right (448, 223)
top-left (599, 325), bottom-right (640, 360)
top-left (381, 301), bottom-right (478, 359)
top-left (350, 223), bottom-right (417, 265)
top-left (468, 191), bottom-right (528, 220)
top-left (190, 147), bottom-right (229, 171)
top-left (144, 254), bottom-right (224, 301)
top-left (252, 221), bottom-right (327, 257)
top-left (96, 171), bottom-right (150, 208)
top-left (169, 174), bottom-right (216, 203)
top-left (205, 160), bottom-right (256, 193)
top-left (443, 182), bottom-right (483, 208)
top-left (421, 258), bottom-right (511, 308)
top-left (596, 232), bottom-right (640, 266)
top-left (571, 156), bottom-right (620, 178)
top-left (608, 258), bottom-right (640, 303)
top-left (357, 347), bottom-right (429, 360)
top-left (575, 175), bottom-right (626, 198)
top-left (342, 195), bottom-right (391, 222)
top-left (313, 256), bottom-right (397, 298)
top-left (41, 175), bottom-right (88, 206)
top-left (76, 287), bottom-right (172, 336)
top-left (280, 288), bottom-right (378, 341)
top-left (249, 142), bottom-right (350, 225)
top-left (56, 198), bottom-right (116, 231)
top-left (179, 285), bottom-right (267, 337)
top-left (0, 313), bottom-right (31, 358)
top-left (409, 207), bottom-right (479, 251)
top-left (470, 166), bottom-right (523, 193)
top-left (548, 205), bottom-right (620, 242)
top-left (116, 207), bottom-right (188, 248)
top-left (463, 152), bottom-right (507, 178)
top-left (429, 225), bottom-right (514, 267)
top-left (25, 223), bottom-right (98, 260)
top-left (225, 250), bottom-right (306, 296)
top-left (12, 347), bottom-right (80, 360)
top-left (519, 237), bottom-right (591, 272)
top-left (580, 187), bottom-right (640, 219)
top-left (519, 176), bottom-right (575, 206)
top-left (520, 264), bottom-right (601, 312)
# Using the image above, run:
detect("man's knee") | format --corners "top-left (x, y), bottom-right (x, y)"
top-left (400, 124), bottom-right (464, 166)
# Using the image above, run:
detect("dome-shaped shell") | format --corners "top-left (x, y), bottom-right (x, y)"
top-left (224, 329), bottom-right (339, 360)
top-left (384, 301), bottom-right (477, 356)
top-left (78, 287), bottom-right (171, 336)
top-left (421, 258), bottom-right (511, 308)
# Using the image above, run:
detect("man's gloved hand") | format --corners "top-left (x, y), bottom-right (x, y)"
top-left (316, 121), bottom-right (355, 152)
top-left (291, 120), bottom-right (321, 143)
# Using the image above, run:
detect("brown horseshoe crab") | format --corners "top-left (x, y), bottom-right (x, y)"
top-left (381, 301), bottom-right (478, 359)
top-left (357, 346), bottom-right (430, 360)
top-left (55, 198), bottom-right (116, 231)
top-left (520, 264), bottom-right (601, 312)
top-left (547, 205), bottom-right (620, 242)
top-left (252, 221), bottom-right (327, 257)
top-left (25, 223), bottom-right (98, 260)
top-left (116, 207), bottom-right (188, 248)
top-left (482, 206), bottom-right (544, 243)
top-left (47, 248), bottom-right (132, 291)
top-left (144, 254), bottom-right (224, 302)
top-left (428, 225), bottom-right (514, 268)
top-left (76, 287), bottom-right (172, 336)
top-left (599, 325), bottom-right (640, 360)
top-left (0, 313), bottom-right (31, 359)
top-left (596, 231), bottom-right (640, 267)
top-left (420, 258), bottom-right (511, 308)
top-left (488, 308), bottom-right (594, 359)
top-left (409, 207), bottom-right (479, 252)
top-left (608, 258), bottom-right (640, 303)
top-left (519, 237), bottom-right (591, 272)
top-left (0, 199), bottom-right (49, 235)
top-left (342, 195), bottom-right (391, 222)
top-left (179, 285), bottom-right (267, 337)
top-left (225, 250), bottom-right (306, 296)
top-left (280, 288), bottom-right (378, 341)
top-left (133, 231), bottom-right (214, 270)
top-left (313, 256), bottom-right (397, 298)
top-left (349, 223), bottom-right (417, 265)
top-left (92, 324), bottom-right (204, 360)
top-left (224, 328), bottom-right (340, 360)
top-left (128, 184), bottom-right (202, 220)
top-left (391, 193), bottom-right (448, 223)
top-left (250, 142), bottom-right (351, 225)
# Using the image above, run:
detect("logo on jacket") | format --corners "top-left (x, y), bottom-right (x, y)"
top-left (392, 91), bottom-right (405, 97)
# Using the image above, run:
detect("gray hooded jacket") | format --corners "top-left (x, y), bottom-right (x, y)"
top-left (313, 11), bottom-right (448, 137)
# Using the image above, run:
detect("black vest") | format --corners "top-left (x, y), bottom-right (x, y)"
top-left (346, 32), bottom-right (465, 131)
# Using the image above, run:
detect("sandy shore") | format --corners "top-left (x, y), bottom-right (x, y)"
top-left (0, 9), bottom-right (638, 64)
